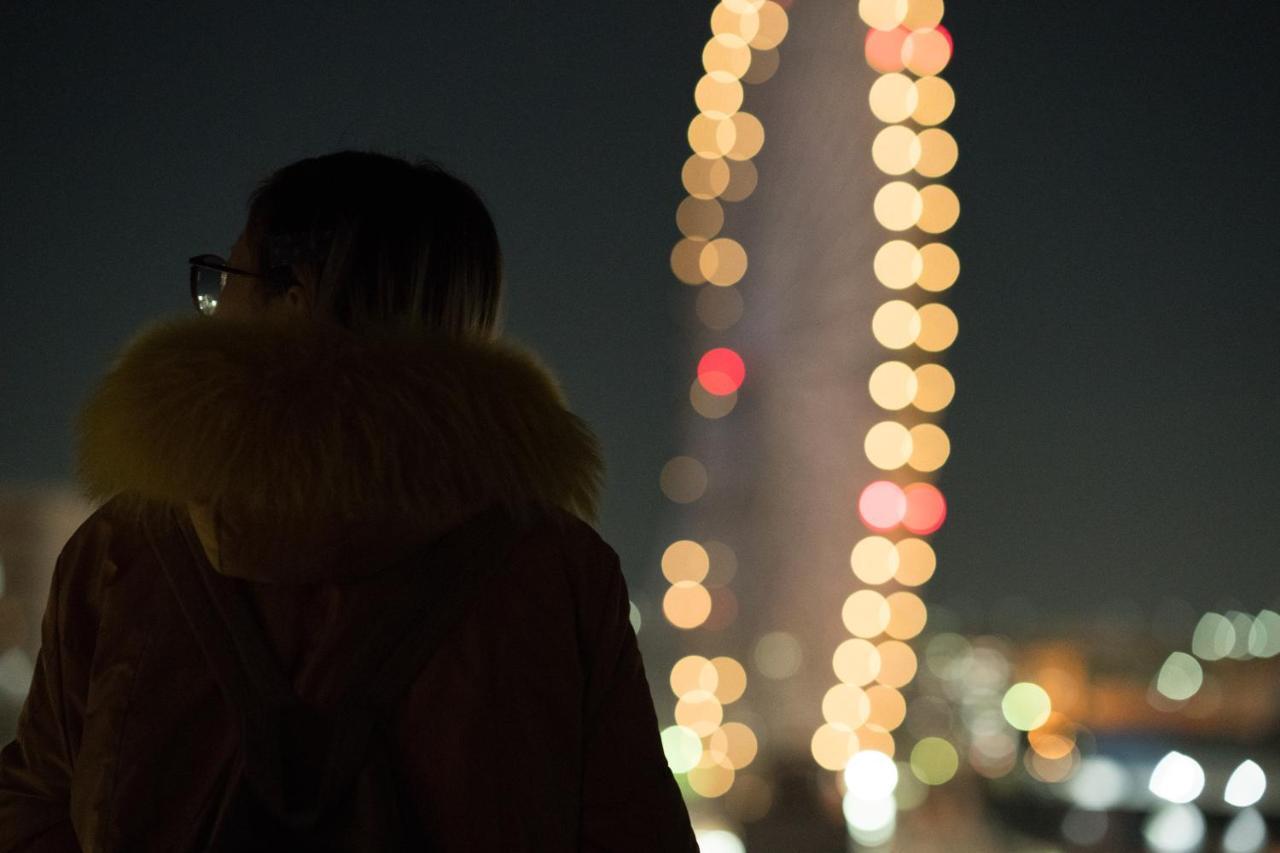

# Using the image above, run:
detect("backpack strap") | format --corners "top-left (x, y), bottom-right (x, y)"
top-left (146, 501), bottom-right (532, 831)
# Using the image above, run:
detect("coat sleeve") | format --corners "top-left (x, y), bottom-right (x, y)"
top-left (576, 532), bottom-right (700, 853)
top-left (0, 523), bottom-right (96, 853)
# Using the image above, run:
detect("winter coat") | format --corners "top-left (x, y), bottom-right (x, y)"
top-left (0, 315), bottom-right (699, 852)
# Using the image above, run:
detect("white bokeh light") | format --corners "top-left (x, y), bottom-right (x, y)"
top-left (1224, 759), bottom-right (1267, 809)
top-left (1143, 803), bottom-right (1205, 853)
top-left (844, 749), bottom-right (900, 800)
top-left (1068, 756), bottom-right (1130, 810)
top-left (1148, 751), bottom-right (1205, 804)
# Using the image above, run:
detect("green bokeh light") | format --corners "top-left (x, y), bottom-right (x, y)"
top-left (1001, 682), bottom-right (1051, 731)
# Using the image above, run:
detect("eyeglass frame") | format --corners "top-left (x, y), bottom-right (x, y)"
top-left (188, 254), bottom-right (294, 316)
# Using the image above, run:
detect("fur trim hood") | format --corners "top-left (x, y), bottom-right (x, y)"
top-left (75, 315), bottom-right (604, 583)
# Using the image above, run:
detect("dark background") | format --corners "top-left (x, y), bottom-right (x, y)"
top-left (2, 1), bottom-right (1276, 618)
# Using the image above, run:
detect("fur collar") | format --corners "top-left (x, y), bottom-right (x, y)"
top-left (76, 315), bottom-right (604, 582)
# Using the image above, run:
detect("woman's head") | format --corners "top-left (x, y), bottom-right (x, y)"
top-left (217, 150), bottom-right (503, 336)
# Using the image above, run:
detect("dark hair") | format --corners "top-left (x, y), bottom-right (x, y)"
top-left (244, 150), bottom-right (503, 336)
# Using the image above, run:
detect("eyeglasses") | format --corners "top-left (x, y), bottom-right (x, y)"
top-left (188, 255), bottom-right (290, 316)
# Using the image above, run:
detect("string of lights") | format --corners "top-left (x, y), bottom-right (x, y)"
top-left (657, 0), bottom-right (790, 805)
top-left (816, 0), bottom-right (957, 844)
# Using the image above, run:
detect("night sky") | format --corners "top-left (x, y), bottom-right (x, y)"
top-left (2, 2), bottom-right (1277, 622)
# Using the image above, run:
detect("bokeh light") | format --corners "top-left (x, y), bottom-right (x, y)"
top-left (1156, 651), bottom-right (1203, 701)
top-left (911, 75), bottom-right (955, 125)
top-left (660, 455), bottom-right (708, 503)
top-left (875, 639), bottom-right (918, 686)
top-left (689, 755), bottom-right (736, 797)
top-left (663, 539), bottom-right (710, 584)
top-left (885, 591), bottom-right (927, 639)
top-left (748, 1), bottom-right (788, 50)
top-left (671, 654), bottom-right (719, 696)
top-left (915, 303), bottom-right (959, 352)
top-left (703, 33), bottom-right (752, 78)
top-left (834, 637), bottom-right (883, 685)
top-left (721, 157), bottom-right (759, 201)
top-left (664, 580), bottom-right (713, 628)
top-left (711, 2), bottom-right (762, 42)
top-left (688, 113), bottom-right (735, 159)
top-left (902, 0), bottom-right (944, 30)
top-left (917, 184), bottom-right (960, 233)
top-left (873, 181), bottom-right (923, 231)
top-left (843, 589), bottom-right (892, 638)
top-left (859, 480), bottom-right (908, 530)
top-left (823, 682), bottom-right (873, 729)
top-left (865, 420), bottom-right (912, 469)
top-left (671, 237), bottom-right (708, 285)
top-left (894, 537), bottom-right (936, 585)
top-left (917, 242), bottom-right (959, 291)
top-left (742, 47), bottom-right (780, 85)
top-left (845, 749), bottom-right (900, 799)
top-left (910, 737), bottom-right (959, 785)
top-left (868, 72), bottom-right (918, 122)
top-left (913, 363), bottom-right (955, 411)
top-left (902, 27), bottom-right (952, 76)
top-left (691, 378), bottom-right (738, 419)
top-left (695, 71), bottom-right (745, 119)
top-left (1068, 756), bottom-right (1130, 811)
top-left (858, 0), bottom-right (907, 31)
top-left (865, 26), bottom-right (909, 73)
top-left (700, 237), bottom-right (749, 286)
top-left (902, 482), bottom-right (946, 534)
top-left (677, 197), bottom-right (725, 240)
top-left (869, 360), bottom-right (918, 410)
top-left (1224, 760), bottom-right (1266, 809)
top-left (1223, 808), bottom-right (1266, 853)
top-left (711, 656), bottom-right (748, 703)
top-left (697, 347), bottom-right (746, 395)
top-left (694, 828), bottom-right (746, 853)
top-left (1148, 751), bottom-right (1205, 804)
top-left (915, 128), bottom-right (957, 177)
top-left (1028, 711), bottom-right (1077, 760)
top-left (1144, 804), bottom-right (1205, 853)
top-left (755, 630), bottom-right (803, 679)
top-left (872, 300), bottom-right (922, 349)
top-left (695, 283), bottom-right (744, 331)
top-left (662, 724), bottom-right (704, 773)
top-left (812, 722), bottom-right (859, 770)
top-left (682, 154), bottom-right (731, 199)
top-left (1191, 612), bottom-right (1235, 660)
top-left (1002, 682), bottom-right (1052, 730)
top-left (710, 721), bottom-right (759, 770)
top-left (727, 112), bottom-right (765, 160)
top-left (675, 688), bottom-right (724, 737)
top-left (907, 422), bottom-right (949, 471)
top-left (874, 240), bottom-right (924, 290)
top-left (872, 125), bottom-right (921, 175)
top-left (851, 535), bottom-right (899, 584)
top-left (866, 684), bottom-right (907, 730)
top-left (856, 724), bottom-right (897, 757)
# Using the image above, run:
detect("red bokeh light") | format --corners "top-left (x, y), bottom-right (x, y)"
top-left (859, 480), bottom-right (908, 531)
top-left (902, 482), bottom-right (946, 534)
top-left (697, 347), bottom-right (746, 396)
top-left (864, 26), bottom-right (908, 73)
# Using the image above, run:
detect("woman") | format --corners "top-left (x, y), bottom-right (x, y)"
top-left (0, 151), bottom-right (699, 851)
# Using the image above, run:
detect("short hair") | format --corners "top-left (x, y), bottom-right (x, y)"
top-left (244, 149), bottom-right (503, 336)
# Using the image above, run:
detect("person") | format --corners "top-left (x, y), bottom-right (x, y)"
top-left (0, 150), bottom-right (700, 851)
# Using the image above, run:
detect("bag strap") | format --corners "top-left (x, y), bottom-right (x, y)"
top-left (146, 501), bottom-right (531, 829)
